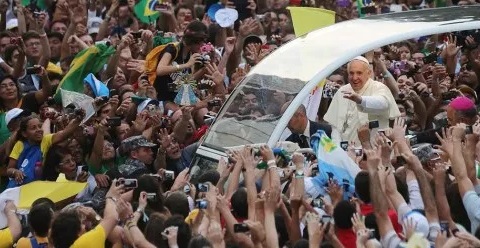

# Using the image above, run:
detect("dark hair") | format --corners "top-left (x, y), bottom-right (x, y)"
top-left (231, 188), bottom-right (248, 219)
top-left (144, 213), bottom-right (167, 247)
top-left (32, 197), bottom-right (55, 209)
top-left (0, 31), bottom-right (12, 39)
top-left (162, 215), bottom-right (192, 248)
top-left (28, 203), bottom-right (53, 237)
top-left (333, 200), bottom-right (356, 229)
top-left (364, 213), bottom-right (380, 240)
top-left (164, 192), bottom-right (190, 218)
top-left (16, 114), bottom-right (39, 141)
top-left (183, 21), bottom-right (207, 46)
top-left (188, 235), bottom-right (213, 248)
top-left (0, 75), bottom-right (21, 111)
top-left (51, 211), bottom-right (82, 248)
top-left (197, 170), bottom-right (220, 185)
top-left (22, 31), bottom-right (41, 42)
top-left (207, 23), bottom-right (222, 47)
top-left (43, 146), bottom-right (72, 181)
top-left (133, 175), bottom-right (166, 213)
top-left (293, 239), bottom-right (309, 248)
top-left (355, 171), bottom-right (371, 203)
top-left (174, 4), bottom-right (194, 18)
top-left (3, 45), bottom-right (18, 65)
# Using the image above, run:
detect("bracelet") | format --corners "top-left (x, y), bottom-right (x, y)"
top-left (267, 166), bottom-right (278, 170)
top-left (106, 196), bottom-right (117, 203)
top-left (136, 208), bottom-right (144, 214)
top-left (267, 160), bottom-right (276, 166)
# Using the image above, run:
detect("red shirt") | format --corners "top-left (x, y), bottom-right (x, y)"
top-left (360, 203), bottom-right (403, 235)
top-left (336, 228), bottom-right (356, 248)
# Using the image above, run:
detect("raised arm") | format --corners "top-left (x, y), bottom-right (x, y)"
top-left (52, 116), bottom-right (82, 145)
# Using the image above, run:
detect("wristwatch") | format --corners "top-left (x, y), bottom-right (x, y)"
top-left (295, 170), bottom-right (305, 178)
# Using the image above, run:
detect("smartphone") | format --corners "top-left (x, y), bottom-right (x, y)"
top-left (369, 120), bottom-right (380, 129)
top-left (196, 199), bottom-right (208, 209)
top-left (466, 125), bottom-right (473, 135)
top-left (198, 183), bottom-right (209, 192)
top-left (408, 135), bottom-right (418, 146)
top-left (311, 198), bottom-right (324, 208)
top-left (321, 215), bottom-right (332, 224)
top-left (184, 184), bottom-right (191, 194)
top-left (118, 179), bottom-right (138, 188)
top-left (340, 141), bottom-right (349, 151)
top-left (342, 179), bottom-right (350, 192)
top-left (107, 117), bottom-right (122, 127)
top-left (355, 148), bottom-right (363, 157)
top-left (146, 193), bottom-right (157, 200)
top-left (233, 223), bottom-right (250, 233)
top-left (26, 66), bottom-right (41, 75)
top-left (368, 229), bottom-right (376, 239)
top-left (81, 166), bottom-right (89, 173)
top-left (164, 170), bottom-right (175, 180)
top-left (109, 89), bottom-right (118, 97)
top-left (131, 32), bottom-right (142, 39)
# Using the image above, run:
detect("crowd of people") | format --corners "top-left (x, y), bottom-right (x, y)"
top-left (0, 0), bottom-right (478, 245)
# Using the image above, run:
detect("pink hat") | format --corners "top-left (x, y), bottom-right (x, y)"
top-left (449, 96), bottom-right (475, 111)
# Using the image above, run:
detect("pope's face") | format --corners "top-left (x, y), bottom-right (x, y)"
top-left (348, 60), bottom-right (371, 91)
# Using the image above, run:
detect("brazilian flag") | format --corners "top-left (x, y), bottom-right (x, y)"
top-left (53, 44), bottom-right (115, 102)
top-left (22, 0), bottom-right (46, 11)
top-left (134, 0), bottom-right (161, 24)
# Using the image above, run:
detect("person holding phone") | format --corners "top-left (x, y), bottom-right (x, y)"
top-left (324, 56), bottom-right (401, 143)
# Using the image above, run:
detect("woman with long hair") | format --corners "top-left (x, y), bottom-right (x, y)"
top-left (5, 112), bottom-right (83, 188)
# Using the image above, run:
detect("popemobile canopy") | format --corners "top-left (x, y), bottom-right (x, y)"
top-left (190, 6), bottom-right (480, 175)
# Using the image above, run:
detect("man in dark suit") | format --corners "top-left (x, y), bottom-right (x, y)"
top-left (283, 104), bottom-right (333, 148)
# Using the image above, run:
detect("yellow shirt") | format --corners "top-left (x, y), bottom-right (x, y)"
top-left (16, 236), bottom-right (49, 248)
top-left (9, 134), bottom-right (54, 161)
top-left (71, 225), bottom-right (106, 248)
top-left (0, 228), bottom-right (13, 248)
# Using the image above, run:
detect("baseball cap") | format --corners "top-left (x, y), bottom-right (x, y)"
top-left (5, 108), bottom-right (30, 126)
top-left (121, 136), bottom-right (157, 153)
top-left (88, 17), bottom-right (103, 35)
top-left (6, 19), bottom-right (18, 30)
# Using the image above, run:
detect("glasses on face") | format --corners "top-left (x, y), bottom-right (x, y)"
top-left (26, 42), bottom-right (41, 48)
top-left (0, 82), bottom-right (16, 90)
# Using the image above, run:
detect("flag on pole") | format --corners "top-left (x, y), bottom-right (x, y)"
top-left (303, 79), bottom-right (326, 121)
top-left (286, 7), bottom-right (335, 37)
top-left (53, 44), bottom-right (115, 102)
top-left (22, 0), bottom-right (46, 11)
top-left (134, 0), bottom-right (161, 24)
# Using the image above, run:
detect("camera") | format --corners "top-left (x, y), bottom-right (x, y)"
top-left (311, 198), bottom-right (324, 208)
top-left (368, 120), bottom-right (379, 129)
top-left (26, 66), bottom-right (41, 75)
top-left (198, 183), bottom-right (209, 192)
top-left (164, 170), bottom-right (174, 180)
top-left (355, 148), bottom-right (363, 157)
top-left (107, 117), bottom-right (121, 127)
top-left (146, 193), bottom-right (157, 200)
top-left (233, 223), bottom-right (250, 233)
top-left (184, 184), bottom-right (191, 194)
top-left (116, 178), bottom-right (138, 188)
top-left (131, 32), bottom-right (142, 39)
top-left (196, 199), bottom-right (208, 209)
top-left (109, 89), bottom-right (118, 97)
top-left (207, 99), bottom-right (222, 108)
top-left (81, 165), bottom-right (89, 173)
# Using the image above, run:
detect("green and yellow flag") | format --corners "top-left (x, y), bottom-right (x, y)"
top-left (21, 0), bottom-right (47, 11)
top-left (134, 0), bottom-right (161, 24)
top-left (53, 44), bottom-right (115, 102)
top-left (287, 7), bottom-right (335, 37)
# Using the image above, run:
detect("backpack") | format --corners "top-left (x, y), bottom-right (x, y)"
top-left (30, 237), bottom-right (48, 248)
top-left (144, 42), bottom-right (180, 84)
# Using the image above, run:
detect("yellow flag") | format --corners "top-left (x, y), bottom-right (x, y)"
top-left (18, 181), bottom-right (87, 209)
top-left (286, 7), bottom-right (336, 37)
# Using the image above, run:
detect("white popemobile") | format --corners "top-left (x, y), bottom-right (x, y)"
top-left (189, 5), bottom-right (480, 177)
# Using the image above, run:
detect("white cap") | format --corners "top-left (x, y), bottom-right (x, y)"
top-left (5, 108), bottom-right (24, 126)
top-left (350, 55), bottom-right (370, 65)
top-left (88, 17), bottom-right (102, 35)
top-left (6, 19), bottom-right (18, 30)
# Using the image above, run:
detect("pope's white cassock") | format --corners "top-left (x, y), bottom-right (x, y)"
top-left (324, 78), bottom-right (401, 144)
